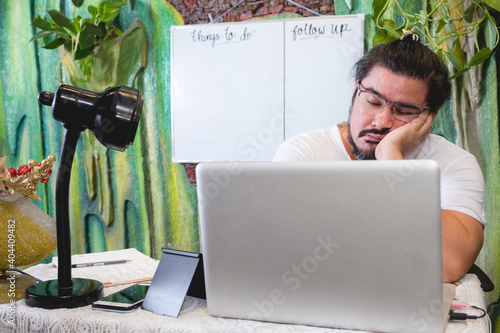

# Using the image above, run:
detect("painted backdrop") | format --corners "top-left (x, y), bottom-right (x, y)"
top-left (0, 0), bottom-right (198, 259)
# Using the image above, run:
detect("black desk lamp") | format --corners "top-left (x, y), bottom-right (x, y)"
top-left (26, 85), bottom-right (143, 309)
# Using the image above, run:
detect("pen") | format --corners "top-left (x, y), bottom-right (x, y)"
top-left (72, 260), bottom-right (129, 268)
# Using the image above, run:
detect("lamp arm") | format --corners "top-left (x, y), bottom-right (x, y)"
top-left (55, 128), bottom-right (81, 291)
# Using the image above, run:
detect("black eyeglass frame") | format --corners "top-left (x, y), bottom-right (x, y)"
top-left (356, 82), bottom-right (430, 117)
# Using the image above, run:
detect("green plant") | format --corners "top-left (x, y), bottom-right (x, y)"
top-left (371, 0), bottom-right (500, 79)
top-left (30, 0), bottom-right (129, 81)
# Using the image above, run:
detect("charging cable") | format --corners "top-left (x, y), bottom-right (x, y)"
top-left (449, 301), bottom-right (491, 333)
top-left (449, 300), bottom-right (487, 321)
top-left (449, 311), bottom-right (485, 321)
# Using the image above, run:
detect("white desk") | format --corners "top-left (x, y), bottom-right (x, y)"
top-left (0, 263), bottom-right (490, 332)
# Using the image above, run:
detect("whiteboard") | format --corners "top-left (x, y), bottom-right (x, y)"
top-left (171, 14), bottom-right (364, 162)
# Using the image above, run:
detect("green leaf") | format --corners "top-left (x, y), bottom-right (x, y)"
top-left (32, 17), bottom-right (52, 31)
top-left (83, 23), bottom-right (105, 37)
top-left (372, 0), bottom-right (388, 22)
top-left (449, 67), bottom-right (470, 80)
top-left (100, 8), bottom-right (122, 22)
top-left (98, 22), bottom-right (107, 32)
top-left (74, 45), bottom-right (95, 60)
top-left (29, 31), bottom-right (56, 42)
top-left (43, 37), bottom-right (66, 49)
top-left (79, 34), bottom-right (97, 49)
top-left (436, 2), bottom-right (449, 20)
top-left (48, 10), bottom-right (76, 33)
top-left (52, 28), bottom-right (73, 40)
top-left (463, 4), bottom-right (476, 23)
top-left (73, 16), bottom-right (84, 33)
top-left (484, 0), bottom-right (500, 12)
top-left (445, 51), bottom-right (461, 70)
top-left (436, 18), bottom-right (446, 34)
top-left (382, 20), bottom-right (401, 39)
top-left (453, 43), bottom-right (467, 68)
top-left (62, 26), bottom-right (76, 38)
top-left (88, 6), bottom-right (98, 18)
top-left (468, 47), bottom-right (492, 67)
top-left (484, 16), bottom-right (497, 50)
top-left (445, 34), bottom-right (458, 54)
top-left (436, 48), bottom-right (443, 60)
top-left (72, 0), bottom-right (85, 7)
top-left (373, 29), bottom-right (393, 45)
top-left (442, 40), bottom-right (467, 70)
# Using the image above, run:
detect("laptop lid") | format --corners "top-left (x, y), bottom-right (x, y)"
top-left (197, 160), bottom-right (444, 333)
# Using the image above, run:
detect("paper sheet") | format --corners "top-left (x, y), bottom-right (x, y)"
top-left (52, 248), bottom-right (159, 286)
top-left (52, 248), bottom-right (152, 267)
top-left (72, 259), bottom-right (159, 286)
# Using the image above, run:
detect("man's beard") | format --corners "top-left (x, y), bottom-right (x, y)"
top-left (346, 124), bottom-right (389, 160)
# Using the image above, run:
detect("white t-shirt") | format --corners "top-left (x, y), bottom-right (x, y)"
top-left (274, 124), bottom-right (487, 225)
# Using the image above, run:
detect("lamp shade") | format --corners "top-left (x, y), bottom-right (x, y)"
top-left (38, 85), bottom-right (143, 151)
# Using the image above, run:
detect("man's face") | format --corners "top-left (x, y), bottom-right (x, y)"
top-left (347, 66), bottom-right (430, 160)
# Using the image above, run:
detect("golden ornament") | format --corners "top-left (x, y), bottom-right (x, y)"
top-left (0, 156), bottom-right (57, 303)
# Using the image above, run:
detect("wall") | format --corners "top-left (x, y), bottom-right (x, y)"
top-left (170, 0), bottom-right (334, 23)
top-left (0, 0), bottom-right (198, 260)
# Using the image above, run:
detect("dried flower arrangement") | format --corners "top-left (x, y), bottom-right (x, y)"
top-left (0, 155), bottom-right (56, 200)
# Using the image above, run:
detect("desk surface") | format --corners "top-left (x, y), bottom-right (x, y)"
top-left (0, 263), bottom-right (490, 333)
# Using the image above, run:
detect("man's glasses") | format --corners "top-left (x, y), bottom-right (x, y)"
top-left (356, 82), bottom-right (429, 123)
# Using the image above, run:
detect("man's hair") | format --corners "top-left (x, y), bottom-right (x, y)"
top-left (353, 35), bottom-right (451, 113)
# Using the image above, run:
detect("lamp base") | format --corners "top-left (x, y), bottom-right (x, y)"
top-left (25, 278), bottom-right (103, 309)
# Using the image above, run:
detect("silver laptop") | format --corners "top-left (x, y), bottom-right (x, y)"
top-left (197, 160), bottom-right (447, 333)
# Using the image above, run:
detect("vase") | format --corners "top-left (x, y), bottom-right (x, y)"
top-left (0, 193), bottom-right (57, 303)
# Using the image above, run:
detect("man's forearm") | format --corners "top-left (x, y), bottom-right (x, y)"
top-left (441, 210), bottom-right (484, 283)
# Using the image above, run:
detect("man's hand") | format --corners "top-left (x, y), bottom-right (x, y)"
top-left (375, 111), bottom-right (434, 160)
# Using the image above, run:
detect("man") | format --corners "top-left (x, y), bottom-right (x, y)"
top-left (273, 32), bottom-right (486, 283)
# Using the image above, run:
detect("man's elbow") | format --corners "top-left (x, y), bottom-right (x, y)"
top-left (443, 257), bottom-right (472, 283)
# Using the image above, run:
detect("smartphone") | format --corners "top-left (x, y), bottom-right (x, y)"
top-left (92, 284), bottom-right (149, 313)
